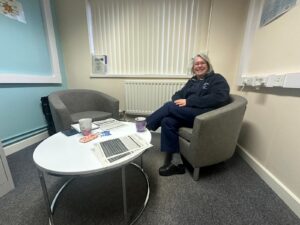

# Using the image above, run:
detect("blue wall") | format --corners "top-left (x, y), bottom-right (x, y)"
top-left (0, 0), bottom-right (52, 75)
top-left (0, 0), bottom-right (67, 146)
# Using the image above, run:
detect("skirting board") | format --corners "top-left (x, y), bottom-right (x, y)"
top-left (4, 131), bottom-right (49, 156)
top-left (237, 144), bottom-right (300, 219)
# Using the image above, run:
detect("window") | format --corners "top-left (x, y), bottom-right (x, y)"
top-left (87, 0), bottom-right (211, 76)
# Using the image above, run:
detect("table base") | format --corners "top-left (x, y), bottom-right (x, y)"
top-left (38, 163), bottom-right (150, 225)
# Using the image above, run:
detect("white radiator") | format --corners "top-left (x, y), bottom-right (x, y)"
top-left (125, 80), bottom-right (186, 115)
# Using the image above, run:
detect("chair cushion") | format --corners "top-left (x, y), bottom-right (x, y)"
top-left (178, 127), bottom-right (193, 142)
top-left (70, 111), bottom-right (112, 123)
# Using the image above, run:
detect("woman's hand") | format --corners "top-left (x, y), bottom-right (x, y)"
top-left (174, 99), bottom-right (187, 107)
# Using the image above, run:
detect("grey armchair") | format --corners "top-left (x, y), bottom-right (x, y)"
top-left (48, 89), bottom-right (119, 132)
top-left (178, 94), bottom-right (247, 181)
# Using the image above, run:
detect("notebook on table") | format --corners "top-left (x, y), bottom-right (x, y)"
top-left (71, 118), bottom-right (125, 132)
top-left (93, 118), bottom-right (126, 130)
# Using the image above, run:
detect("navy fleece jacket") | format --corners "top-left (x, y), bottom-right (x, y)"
top-left (172, 72), bottom-right (230, 109)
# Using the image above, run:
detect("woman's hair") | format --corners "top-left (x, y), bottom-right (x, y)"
top-left (190, 53), bottom-right (213, 75)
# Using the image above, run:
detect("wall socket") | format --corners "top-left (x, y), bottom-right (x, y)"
top-left (266, 75), bottom-right (286, 87)
top-left (240, 73), bottom-right (300, 88)
top-left (242, 76), bottom-right (253, 86)
top-left (256, 76), bottom-right (268, 86)
top-left (242, 76), bottom-right (268, 87)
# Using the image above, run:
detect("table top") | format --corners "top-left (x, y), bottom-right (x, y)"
top-left (33, 122), bottom-right (151, 176)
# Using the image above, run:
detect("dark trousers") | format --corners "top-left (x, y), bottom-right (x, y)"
top-left (146, 101), bottom-right (210, 153)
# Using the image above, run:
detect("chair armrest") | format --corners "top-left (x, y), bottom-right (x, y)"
top-left (49, 94), bottom-right (72, 132)
top-left (188, 103), bottom-right (246, 166)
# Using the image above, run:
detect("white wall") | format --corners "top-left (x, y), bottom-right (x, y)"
top-left (208, 0), bottom-right (250, 86)
top-left (236, 2), bottom-right (300, 216)
top-left (248, 4), bottom-right (300, 74)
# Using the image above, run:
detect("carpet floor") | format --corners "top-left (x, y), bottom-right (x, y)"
top-left (0, 132), bottom-right (299, 225)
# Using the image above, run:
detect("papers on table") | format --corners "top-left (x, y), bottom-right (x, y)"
top-left (91, 133), bottom-right (152, 165)
top-left (71, 118), bottom-right (127, 132)
top-left (93, 118), bottom-right (126, 130)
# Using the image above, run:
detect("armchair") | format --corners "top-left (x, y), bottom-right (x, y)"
top-left (178, 94), bottom-right (247, 180)
top-left (48, 89), bottom-right (119, 132)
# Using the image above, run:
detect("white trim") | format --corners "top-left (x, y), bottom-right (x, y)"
top-left (4, 131), bottom-right (49, 156)
top-left (205, 0), bottom-right (214, 54)
top-left (0, 0), bottom-right (62, 84)
top-left (237, 144), bottom-right (300, 219)
top-left (85, 0), bottom-right (95, 55)
top-left (236, 0), bottom-right (263, 85)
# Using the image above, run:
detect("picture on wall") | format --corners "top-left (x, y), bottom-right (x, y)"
top-left (260, 0), bottom-right (297, 27)
top-left (0, 0), bottom-right (26, 23)
top-left (0, 0), bottom-right (61, 84)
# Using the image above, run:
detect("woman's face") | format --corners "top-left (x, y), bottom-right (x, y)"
top-left (193, 56), bottom-right (208, 77)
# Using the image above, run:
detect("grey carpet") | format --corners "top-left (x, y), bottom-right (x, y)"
top-left (0, 132), bottom-right (299, 225)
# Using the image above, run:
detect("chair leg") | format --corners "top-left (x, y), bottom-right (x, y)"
top-left (193, 167), bottom-right (200, 181)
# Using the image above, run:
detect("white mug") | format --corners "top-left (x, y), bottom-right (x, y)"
top-left (79, 118), bottom-right (92, 136)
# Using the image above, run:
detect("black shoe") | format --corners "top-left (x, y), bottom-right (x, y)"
top-left (159, 164), bottom-right (185, 176)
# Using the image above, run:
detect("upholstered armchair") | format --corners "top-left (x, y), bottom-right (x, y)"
top-left (48, 89), bottom-right (119, 132)
top-left (178, 94), bottom-right (247, 181)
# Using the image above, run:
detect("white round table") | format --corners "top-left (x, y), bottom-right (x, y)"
top-left (33, 122), bottom-right (151, 225)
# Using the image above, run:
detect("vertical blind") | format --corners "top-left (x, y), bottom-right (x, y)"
top-left (87, 0), bottom-right (211, 76)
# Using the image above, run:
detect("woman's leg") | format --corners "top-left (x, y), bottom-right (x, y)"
top-left (146, 101), bottom-right (174, 131)
top-left (160, 116), bottom-right (181, 153)
top-left (159, 117), bottom-right (185, 176)
top-left (146, 102), bottom-right (209, 176)
top-left (163, 152), bottom-right (173, 166)
top-left (147, 101), bottom-right (207, 131)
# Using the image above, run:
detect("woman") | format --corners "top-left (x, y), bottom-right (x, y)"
top-left (146, 53), bottom-right (230, 176)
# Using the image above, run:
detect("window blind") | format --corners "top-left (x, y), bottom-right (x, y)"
top-left (87, 0), bottom-right (211, 76)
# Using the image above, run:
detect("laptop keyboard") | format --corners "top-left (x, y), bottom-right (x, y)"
top-left (100, 138), bottom-right (129, 158)
top-left (107, 152), bottom-right (131, 163)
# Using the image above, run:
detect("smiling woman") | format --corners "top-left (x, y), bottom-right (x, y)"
top-left (192, 53), bottom-right (213, 78)
top-left (145, 53), bottom-right (230, 176)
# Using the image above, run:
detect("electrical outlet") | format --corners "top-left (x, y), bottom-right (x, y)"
top-left (268, 75), bottom-right (286, 87)
top-left (241, 76), bottom-right (253, 86)
top-left (252, 77), bottom-right (261, 86)
top-left (253, 76), bottom-right (268, 86)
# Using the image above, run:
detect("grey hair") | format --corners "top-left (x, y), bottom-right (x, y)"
top-left (191, 53), bottom-right (213, 75)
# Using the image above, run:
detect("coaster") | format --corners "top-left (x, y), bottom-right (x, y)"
top-left (79, 133), bottom-right (98, 143)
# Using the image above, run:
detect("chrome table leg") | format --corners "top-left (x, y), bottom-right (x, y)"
top-left (38, 169), bottom-right (55, 225)
top-left (129, 163), bottom-right (150, 225)
top-left (122, 166), bottom-right (128, 224)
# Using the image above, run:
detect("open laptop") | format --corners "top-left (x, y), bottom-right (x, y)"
top-left (91, 133), bottom-right (152, 164)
